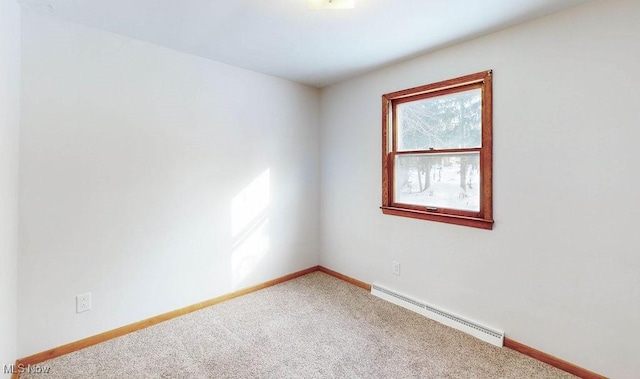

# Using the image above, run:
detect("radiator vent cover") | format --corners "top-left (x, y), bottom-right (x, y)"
top-left (371, 283), bottom-right (504, 347)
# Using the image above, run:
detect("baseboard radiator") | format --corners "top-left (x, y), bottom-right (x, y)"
top-left (371, 283), bottom-right (504, 347)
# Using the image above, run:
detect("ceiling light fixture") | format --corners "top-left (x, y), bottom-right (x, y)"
top-left (308, 0), bottom-right (355, 10)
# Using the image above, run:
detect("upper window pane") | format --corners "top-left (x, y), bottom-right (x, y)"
top-left (397, 88), bottom-right (482, 151)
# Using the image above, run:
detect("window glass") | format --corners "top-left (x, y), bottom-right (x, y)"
top-left (397, 88), bottom-right (481, 151)
top-left (394, 153), bottom-right (480, 212)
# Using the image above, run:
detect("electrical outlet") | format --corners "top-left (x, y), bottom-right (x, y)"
top-left (76, 293), bottom-right (91, 313)
top-left (392, 261), bottom-right (400, 276)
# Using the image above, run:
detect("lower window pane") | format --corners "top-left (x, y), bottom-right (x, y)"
top-left (394, 153), bottom-right (480, 212)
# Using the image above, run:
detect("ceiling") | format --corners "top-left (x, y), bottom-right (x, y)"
top-left (20, 0), bottom-right (588, 87)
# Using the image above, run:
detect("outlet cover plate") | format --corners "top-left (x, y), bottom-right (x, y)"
top-left (392, 261), bottom-right (400, 275)
top-left (76, 293), bottom-right (91, 313)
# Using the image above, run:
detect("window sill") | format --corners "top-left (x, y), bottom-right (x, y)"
top-left (381, 206), bottom-right (494, 230)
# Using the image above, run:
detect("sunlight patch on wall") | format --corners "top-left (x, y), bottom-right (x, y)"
top-left (231, 169), bottom-right (271, 287)
top-left (231, 169), bottom-right (270, 237)
top-left (231, 218), bottom-right (270, 288)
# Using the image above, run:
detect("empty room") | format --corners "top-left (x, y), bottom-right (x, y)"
top-left (1, 0), bottom-right (638, 377)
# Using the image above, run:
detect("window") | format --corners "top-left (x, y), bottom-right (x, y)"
top-left (381, 70), bottom-right (493, 229)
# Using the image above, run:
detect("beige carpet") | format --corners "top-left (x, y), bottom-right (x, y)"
top-left (22, 272), bottom-right (575, 378)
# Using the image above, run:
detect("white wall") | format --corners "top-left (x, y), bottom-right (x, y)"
top-left (319, 1), bottom-right (639, 377)
top-left (0, 0), bottom-right (20, 371)
top-left (19, 12), bottom-right (320, 356)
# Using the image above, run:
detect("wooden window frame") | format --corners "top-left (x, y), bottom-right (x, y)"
top-left (381, 70), bottom-right (494, 230)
